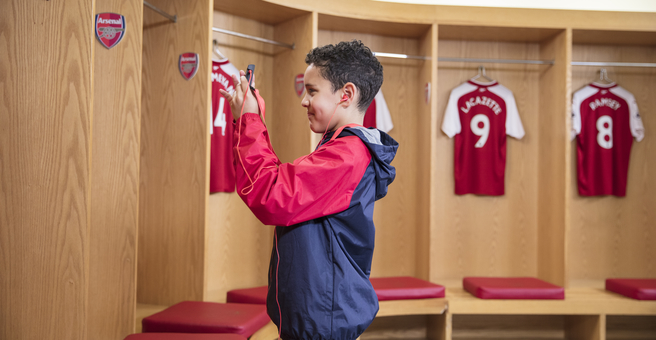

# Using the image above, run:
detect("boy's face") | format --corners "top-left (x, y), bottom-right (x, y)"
top-left (301, 64), bottom-right (342, 133)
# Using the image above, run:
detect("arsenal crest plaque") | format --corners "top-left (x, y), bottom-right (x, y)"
top-left (294, 74), bottom-right (305, 97)
top-left (179, 53), bottom-right (199, 80)
top-left (95, 13), bottom-right (126, 49)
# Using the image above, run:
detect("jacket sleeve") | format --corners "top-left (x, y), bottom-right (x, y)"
top-left (233, 113), bottom-right (372, 226)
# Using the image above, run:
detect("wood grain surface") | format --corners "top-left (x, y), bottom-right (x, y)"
top-left (537, 30), bottom-right (570, 287)
top-left (0, 1), bottom-right (93, 339)
top-left (89, 0), bottom-right (142, 337)
top-left (568, 39), bottom-right (656, 282)
top-left (318, 28), bottom-right (428, 279)
top-left (432, 38), bottom-right (542, 281)
top-left (205, 10), bottom-right (278, 302)
top-left (139, 0), bottom-right (211, 305)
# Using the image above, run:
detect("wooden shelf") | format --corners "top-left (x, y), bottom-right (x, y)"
top-left (573, 29), bottom-right (656, 46)
top-left (447, 288), bottom-right (656, 315)
top-left (439, 25), bottom-right (562, 43)
top-left (319, 13), bottom-right (431, 39)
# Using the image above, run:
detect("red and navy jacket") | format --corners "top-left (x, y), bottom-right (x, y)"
top-left (233, 112), bottom-right (398, 340)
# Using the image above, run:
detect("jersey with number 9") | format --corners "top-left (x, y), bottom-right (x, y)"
top-left (442, 80), bottom-right (525, 195)
top-left (571, 82), bottom-right (644, 196)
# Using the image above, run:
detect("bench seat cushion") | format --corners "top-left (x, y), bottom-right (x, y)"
top-left (141, 301), bottom-right (269, 337)
top-left (125, 334), bottom-right (247, 340)
top-left (463, 277), bottom-right (565, 300)
top-left (606, 278), bottom-right (656, 300)
top-left (226, 286), bottom-right (268, 305)
top-left (226, 277), bottom-right (445, 305)
top-left (370, 276), bottom-right (445, 301)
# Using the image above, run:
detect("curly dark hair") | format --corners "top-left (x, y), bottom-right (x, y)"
top-left (305, 40), bottom-right (383, 112)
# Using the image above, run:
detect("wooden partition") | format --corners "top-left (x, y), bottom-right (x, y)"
top-left (317, 16), bottom-right (434, 279)
top-left (91, 0), bottom-right (143, 337)
top-left (567, 30), bottom-right (656, 287)
top-left (0, 2), bottom-right (94, 339)
top-left (432, 26), bottom-right (568, 285)
top-left (139, 0), bottom-right (212, 305)
top-left (205, 5), bottom-right (315, 302)
top-left (1, 0), bottom-right (142, 338)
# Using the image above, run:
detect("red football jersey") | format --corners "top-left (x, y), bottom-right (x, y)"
top-left (210, 59), bottom-right (239, 193)
top-left (363, 90), bottom-right (394, 133)
top-left (442, 80), bottom-right (525, 195)
top-left (571, 82), bottom-right (644, 196)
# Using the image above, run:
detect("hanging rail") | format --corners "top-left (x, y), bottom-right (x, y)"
top-left (572, 61), bottom-right (656, 67)
top-left (373, 52), bottom-right (430, 60)
top-left (143, 1), bottom-right (177, 23)
top-left (372, 52), bottom-right (554, 65)
top-left (212, 27), bottom-right (294, 49)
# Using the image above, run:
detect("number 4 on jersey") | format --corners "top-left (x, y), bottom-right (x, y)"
top-left (213, 96), bottom-right (227, 136)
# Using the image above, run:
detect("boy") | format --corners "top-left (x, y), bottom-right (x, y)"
top-left (219, 40), bottom-right (398, 340)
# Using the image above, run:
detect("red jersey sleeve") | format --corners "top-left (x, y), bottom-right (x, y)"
top-left (233, 113), bottom-right (372, 226)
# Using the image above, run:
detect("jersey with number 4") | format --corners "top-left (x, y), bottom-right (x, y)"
top-left (210, 59), bottom-right (239, 193)
top-left (571, 83), bottom-right (644, 196)
top-left (442, 80), bottom-right (525, 195)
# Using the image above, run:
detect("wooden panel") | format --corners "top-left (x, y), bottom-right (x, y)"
top-left (416, 24), bottom-right (436, 281)
top-left (573, 30), bottom-right (656, 46)
top-left (139, 0), bottom-right (211, 305)
top-left (439, 25), bottom-right (561, 43)
top-left (568, 43), bottom-right (656, 282)
top-left (318, 14), bottom-right (431, 39)
top-left (271, 13), bottom-right (316, 163)
top-left (270, 0), bottom-right (656, 31)
top-left (606, 315), bottom-right (656, 340)
top-left (537, 30), bottom-right (570, 287)
top-left (376, 298), bottom-right (447, 317)
top-left (89, 0), bottom-right (142, 337)
top-left (214, 0), bottom-right (308, 25)
top-left (428, 313), bottom-right (451, 340)
top-left (205, 10), bottom-right (276, 302)
top-left (452, 314), bottom-right (565, 339)
top-left (360, 315), bottom-right (430, 340)
top-left (0, 1), bottom-right (93, 339)
top-left (565, 315), bottom-right (605, 340)
top-left (447, 287), bottom-right (656, 315)
top-left (318, 29), bottom-right (424, 278)
top-left (432, 40), bottom-right (541, 280)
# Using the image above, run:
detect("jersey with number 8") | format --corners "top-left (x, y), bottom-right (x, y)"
top-left (442, 80), bottom-right (525, 195)
top-left (571, 82), bottom-right (644, 196)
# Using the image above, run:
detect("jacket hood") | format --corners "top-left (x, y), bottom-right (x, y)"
top-left (324, 126), bottom-right (398, 200)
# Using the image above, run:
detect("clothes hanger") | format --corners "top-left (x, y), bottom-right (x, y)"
top-left (212, 39), bottom-right (227, 61)
top-left (595, 68), bottom-right (614, 85)
top-left (470, 65), bottom-right (494, 83)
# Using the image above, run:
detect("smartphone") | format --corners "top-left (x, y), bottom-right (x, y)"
top-left (245, 64), bottom-right (255, 90)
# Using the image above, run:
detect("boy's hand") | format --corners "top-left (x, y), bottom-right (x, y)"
top-left (219, 70), bottom-right (260, 121)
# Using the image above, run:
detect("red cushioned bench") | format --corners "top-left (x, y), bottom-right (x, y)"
top-left (125, 334), bottom-right (247, 340)
top-left (463, 277), bottom-right (565, 300)
top-left (227, 276), bottom-right (447, 317)
top-left (141, 301), bottom-right (274, 339)
top-left (606, 278), bottom-right (656, 300)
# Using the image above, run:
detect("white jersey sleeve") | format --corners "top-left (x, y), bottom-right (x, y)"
top-left (374, 90), bottom-right (393, 133)
top-left (442, 82), bottom-right (477, 138)
top-left (488, 84), bottom-right (525, 139)
top-left (610, 86), bottom-right (644, 142)
top-left (571, 85), bottom-right (597, 141)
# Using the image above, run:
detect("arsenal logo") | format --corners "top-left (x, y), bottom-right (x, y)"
top-left (95, 13), bottom-right (126, 49)
top-left (294, 74), bottom-right (305, 97)
top-left (179, 53), bottom-right (199, 80)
